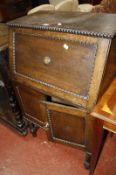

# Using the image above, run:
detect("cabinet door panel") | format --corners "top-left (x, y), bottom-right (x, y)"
top-left (14, 83), bottom-right (48, 127)
top-left (46, 102), bottom-right (86, 148)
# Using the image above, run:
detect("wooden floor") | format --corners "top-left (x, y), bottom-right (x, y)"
top-left (0, 123), bottom-right (116, 175)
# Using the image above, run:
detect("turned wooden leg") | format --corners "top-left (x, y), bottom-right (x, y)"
top-left (29, 123), bottom-right (39, 137)
top-left (0, 50), bottom-right (28, 135)
top-left (89, 119), bottom-right (106, 175)
top-left (84, 152), bottom-right (92, 169)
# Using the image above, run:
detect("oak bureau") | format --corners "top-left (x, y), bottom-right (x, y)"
top-left (7, 12), bottom-right (116, 168)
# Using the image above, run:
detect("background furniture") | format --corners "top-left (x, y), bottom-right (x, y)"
top-left (31, 0), bottom-right (49, 7)
top-left (79, 0), bottom-right (101, 5)
top-left (31, 0), bottom-right (101, 6)
top-left (0, 0), bottom-right (103, 22)
top-left (92, 0), bottom-right (116, 13)
top-left (0, 23), bottom-right (27, 135)
top-left (90, 78), bottom-right (116, 175)
top-left (0, 0), bottom-right (32, 22)
top-left (8, 12), bottom-right (116, 168)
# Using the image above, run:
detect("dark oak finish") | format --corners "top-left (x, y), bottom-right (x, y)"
top-left (79, 0), bottom-right (101, 4)
top-left (0, 24), bottom-right (27, 135)
top-left (0, 24), bottom-right (8, 51)
top-left (90, 78), bottom-right (116, 175)
top-left (8, 12), bottom-right (116, 168)
top-left (45, 101), bottom-right (86, 148)
top-left (14, 32), bottom-right (97, 107)
top-left (13, 82), bottom-right (48, 127)
top-left (0, 0), bottom-right (32, 22)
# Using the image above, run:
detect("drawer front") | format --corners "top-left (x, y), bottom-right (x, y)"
top-left (46, 102), bottom-right (86, 148)
top-left (12, 32), bottom-right (97, 107)
top-left (14, 83), bottom-right (48, 127)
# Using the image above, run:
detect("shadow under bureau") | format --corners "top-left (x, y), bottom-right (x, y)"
top-left (7, 12), bottom-right (116, 168)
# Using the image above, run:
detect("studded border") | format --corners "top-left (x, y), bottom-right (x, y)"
top-left (47, 109), bottom-right (85, 148)
top-left (16, 86), bottom-right (46, 125)
top-left (8, 23), bottom-right (115, 39)
top-left (12, 32), bottom-right (97, 102)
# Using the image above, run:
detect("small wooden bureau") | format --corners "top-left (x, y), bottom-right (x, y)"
top-left (7, 12), bottom-right (116, 168)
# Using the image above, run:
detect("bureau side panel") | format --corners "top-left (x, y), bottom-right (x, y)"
top-left (99, 37), bottom-right (116, 98)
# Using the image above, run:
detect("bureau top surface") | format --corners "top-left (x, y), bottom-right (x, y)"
top-left (7, 11), bottom-right (116, 39)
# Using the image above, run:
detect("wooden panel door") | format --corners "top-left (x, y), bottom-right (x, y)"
top-left (14, 82), bottom-right (48, 128)
top-left (45, 101), bottom-right (87, 149)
